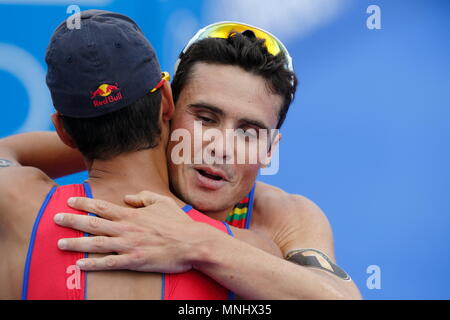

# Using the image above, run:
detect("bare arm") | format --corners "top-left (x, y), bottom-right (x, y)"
top-left (0, 131), bottom-right (85, 178)
top-left (54, 190), bottom-right (359, 299)
top-left (227, 226), bottom-right (282, 258)
top-left (191, 194), bottom-right (361, 299)
top-left (53, 192), bottom-right (283, 274)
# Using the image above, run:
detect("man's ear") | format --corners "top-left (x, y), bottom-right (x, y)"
top-left (261, 132), bottom-right (282, 168)
top-left (51, 113), bottom-right (77, 149)
top-left (160, 81), bottom-right (175, 121)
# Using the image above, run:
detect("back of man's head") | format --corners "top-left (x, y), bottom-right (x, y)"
top-left (171, 30), bottom-right (298, 129)
top-left (46, 10), bottom-right (164, 160)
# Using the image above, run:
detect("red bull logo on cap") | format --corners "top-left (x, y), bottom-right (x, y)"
top-left (90, 83), bottom-right (123, 107)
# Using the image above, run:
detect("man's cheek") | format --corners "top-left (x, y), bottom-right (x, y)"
top-left (238, 164), bottom-right (260, 185)
top-left (173, 119), bottom-right (198, 159)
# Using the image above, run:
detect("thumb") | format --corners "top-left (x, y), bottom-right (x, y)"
top-left (124, 190), bottom-right (161, 208)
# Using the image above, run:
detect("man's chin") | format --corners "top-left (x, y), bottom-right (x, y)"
top-left (187, 191), bottom-right (232, 215)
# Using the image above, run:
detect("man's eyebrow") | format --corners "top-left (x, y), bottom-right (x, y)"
top-left (187, 103), bottom-right (225, 116)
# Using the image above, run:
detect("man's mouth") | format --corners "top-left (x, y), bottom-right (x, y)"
top-left (196, 169), bottom-right (224, 181)
top-left (193, 167), bottom-right (229, 191)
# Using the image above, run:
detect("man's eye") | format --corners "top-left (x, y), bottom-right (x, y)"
top-left (197, 116), bottom-right (215, 124)
top-left (240, 128), bottom-right (258, 138)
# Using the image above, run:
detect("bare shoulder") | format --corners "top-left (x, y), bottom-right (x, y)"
top-left (253, 181), bottom-right (330, 228)
top-left (252, 181), bottom-right (334, 258)
top-left (0, 165), bottom-right (56, 189)
top-left (0, 166), bottom-right (57, 222)
top-left (252, 183), bottom-right (360, 297)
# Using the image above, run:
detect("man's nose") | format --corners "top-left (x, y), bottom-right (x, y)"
top-left (203, 129), bottom-right (234, 164)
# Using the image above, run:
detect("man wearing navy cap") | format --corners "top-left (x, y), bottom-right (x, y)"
top-left (0, 10), bottom-right (280, 299)
top-left (0, 11), bottom-right (361, 299)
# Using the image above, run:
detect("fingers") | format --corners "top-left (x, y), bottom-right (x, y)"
top-left (67, 197), bottom-right (126, 220)
top-left (54, 213), bottom-right (122, 236)
top-left (123, 190), bottom-right (166, 207)
top-left (76, 254), bottom-right (134, 271)
top-left (57, 235), bottom-right (126, 254)
top-left (123, 195), bottom-right (147, 208)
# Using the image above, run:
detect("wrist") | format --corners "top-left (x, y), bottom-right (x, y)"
top-left (186, 222), bottom-right (226, 271)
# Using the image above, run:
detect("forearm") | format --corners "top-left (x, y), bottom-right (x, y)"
top-left (191, 225), bottom-right (361, 300)
top-left (57, 192), bottom-right (361, 299)
top-left (229, 227), bottom-right (283, 258)
top-left (0, 132), bottom-right (85, 178)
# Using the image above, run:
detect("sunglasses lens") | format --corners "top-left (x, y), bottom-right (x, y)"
top-left (200, 23), bottom-right (283, 57)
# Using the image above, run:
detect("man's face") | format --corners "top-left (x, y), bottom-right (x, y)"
top-left (167, 63), bottom-right (283, 214)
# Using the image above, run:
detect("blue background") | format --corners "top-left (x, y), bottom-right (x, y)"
top-left (1, 0), bottom-right (449, 299)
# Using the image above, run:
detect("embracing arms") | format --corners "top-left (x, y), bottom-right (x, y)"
top-left (0, 131), bottom-right (282, 260)
top-left (191, 191), bottom-right (362, 299)
top-left (0, 131), bottom-right (361, 299)
top-left (0, 131), bottom-right (85, 178)
top-left (54, 190), bottom-right (361, 300)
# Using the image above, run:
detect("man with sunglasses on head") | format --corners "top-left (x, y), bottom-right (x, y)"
top-left (0, 17), bottom-right (361, 299)
top-left (0, 11), bottom-right (283, 300)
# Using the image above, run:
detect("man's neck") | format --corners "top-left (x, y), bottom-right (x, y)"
top-left (85, 148), bottom-right (185, 208)
top-left (200, 207), bottom-right (234, 221)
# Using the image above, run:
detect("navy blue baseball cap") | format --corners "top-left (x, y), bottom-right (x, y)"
top-left (46, 10), bottom-right (162, 118)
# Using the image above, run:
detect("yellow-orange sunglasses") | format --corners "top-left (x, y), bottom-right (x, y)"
top-left (175, 21), bottom-right (294, 75)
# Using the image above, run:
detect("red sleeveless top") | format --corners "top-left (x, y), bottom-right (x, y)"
top-left (22, 183), bottom-right (234, 300)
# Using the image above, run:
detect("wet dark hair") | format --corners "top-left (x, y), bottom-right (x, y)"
top-left (171, 32), bottom-right (298, 128)
top-left (60, 90), bottom-right (161, 161)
